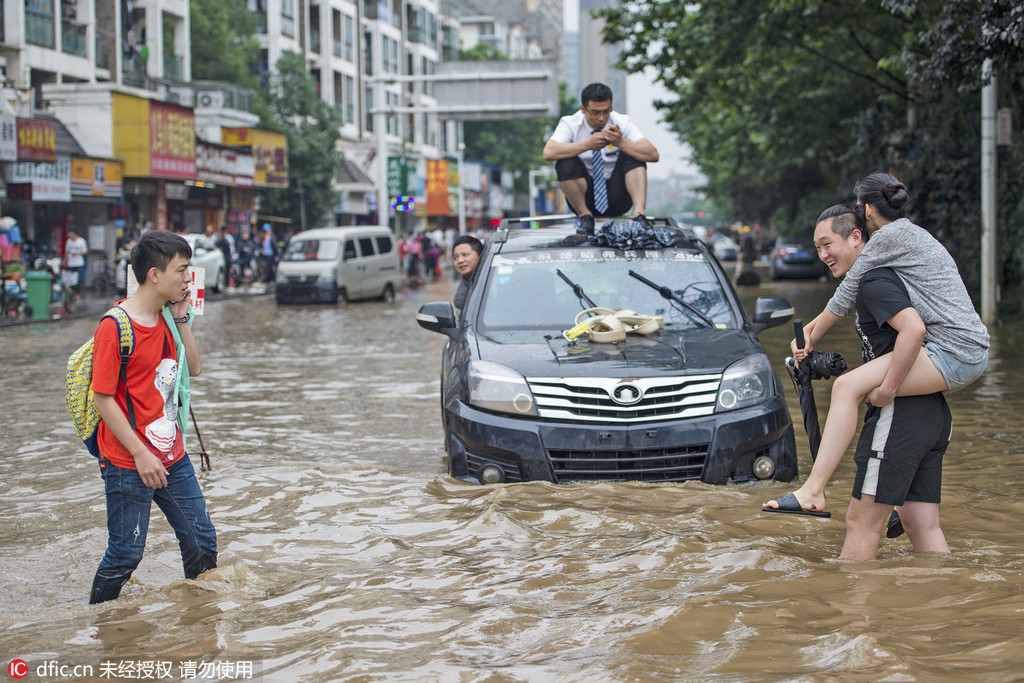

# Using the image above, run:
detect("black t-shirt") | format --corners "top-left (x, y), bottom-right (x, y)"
top-left (855, 267), bottom-right (912, 363)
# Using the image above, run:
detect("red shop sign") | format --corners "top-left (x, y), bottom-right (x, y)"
top-left (16, 118), bottom-right (56, 162)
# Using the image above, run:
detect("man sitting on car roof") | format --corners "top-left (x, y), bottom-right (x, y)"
top-left (543, 82), bottom-right (660, 236)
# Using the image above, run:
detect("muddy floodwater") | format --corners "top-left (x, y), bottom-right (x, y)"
top-left (1, 275), bottom-right (1023, 682)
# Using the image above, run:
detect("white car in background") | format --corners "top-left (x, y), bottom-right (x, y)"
top-left (116, 232), bottom-right (229, 293)
top-left (181, 233), bottom-right (228, 292)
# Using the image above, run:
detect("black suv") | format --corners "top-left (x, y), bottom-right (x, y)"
top-left (416, 216), bottom-right (798, 486)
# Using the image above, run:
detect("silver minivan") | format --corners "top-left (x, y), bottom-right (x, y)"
top-left (274, 226), bottom-right (401, 304)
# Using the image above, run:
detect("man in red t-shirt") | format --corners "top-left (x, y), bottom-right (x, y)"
top-left (89, 231), bottom-right (217, 604)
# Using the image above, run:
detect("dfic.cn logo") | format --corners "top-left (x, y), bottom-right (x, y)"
top-left (8, 659), bottom-right (28, 679)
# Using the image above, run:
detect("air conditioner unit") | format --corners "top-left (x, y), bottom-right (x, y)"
top-left (197, 91), bottom-right (224, 108)
top-left (167, 88), bottom-right (194, 107)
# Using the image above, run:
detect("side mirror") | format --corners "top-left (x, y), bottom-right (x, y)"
top-left (416, 301), bottom-right (458, 337)
top-left (750, 296), bottom-right (794, 335)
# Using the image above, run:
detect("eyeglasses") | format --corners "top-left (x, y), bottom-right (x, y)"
top-left (584, 107), bottom-right (612, 117)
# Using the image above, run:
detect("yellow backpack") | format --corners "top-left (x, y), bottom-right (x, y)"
top-left (66, 306), bottom-right (137, 456)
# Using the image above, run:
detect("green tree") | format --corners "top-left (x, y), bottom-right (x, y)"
top-left (597, 0), bottom-right (1024, 304)
top-left (598, 0), bottom-right (909, 230)
top-left (257, 51), bottom-right (345, 229)
top-left (880, 0), bottom-right (1024, 303)
top-left (189, 0), bottom-right (259, 88)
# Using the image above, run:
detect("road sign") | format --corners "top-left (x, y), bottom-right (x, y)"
top-left (387, 157), bottom-right (415, 195)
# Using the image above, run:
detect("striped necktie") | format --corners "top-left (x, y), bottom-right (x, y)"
top-left (592, 136), bottom-right (608, 213)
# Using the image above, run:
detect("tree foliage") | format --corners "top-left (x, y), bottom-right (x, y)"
top-left (597, 0), bottom-right (1024, 295)
top-left (189, 0), bottom-right (260, 88)
top-left (257, 52), bottom-right (345, 230)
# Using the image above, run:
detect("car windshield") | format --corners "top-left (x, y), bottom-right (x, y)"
top-left (282, 239), bottom-right (340, 262)
top-left (476, 245), bottom-right (739, 332)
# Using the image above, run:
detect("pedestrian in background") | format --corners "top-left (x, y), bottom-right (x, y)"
top-left (63, 227), bottom-right (88, 307)
top-left (259, 224), bottom-right (277, 284)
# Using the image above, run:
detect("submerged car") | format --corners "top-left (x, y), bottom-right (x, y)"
top-left (769, 236), bottom-right (828, 280)
top-left (416, 216), bottom-right (799, 486)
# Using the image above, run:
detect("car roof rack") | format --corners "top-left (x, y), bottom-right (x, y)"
top-left (499, 214), bottom-right (578, 229)
top-left (499, 215), bottom-right (687, 230)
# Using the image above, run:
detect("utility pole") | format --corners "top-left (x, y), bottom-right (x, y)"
top-left (296, 178), bottom-right (307, 231)
top-left (981, 59), bottom-right (998, 325)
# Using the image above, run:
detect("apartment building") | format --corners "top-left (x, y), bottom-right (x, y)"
top-left (0, 0), bottom-right (542, 267)
top-left (0, 0), bottom-right (207, 275)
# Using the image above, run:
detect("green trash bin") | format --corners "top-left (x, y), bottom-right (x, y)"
top-left (24, 270), bottom-right (52, 320)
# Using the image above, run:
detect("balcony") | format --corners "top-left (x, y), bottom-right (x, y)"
top-left (26, 2), bottom-right (55, 48)
top-left (408, 25), bottom-right (427, 45)
top-left (163, 53), bottom-right (183, 81)
top-left (122, 58), bottom-right (147, 88)
top-left (61, 19), bottom-right (88, 57)
top-left (95, 32), bottom-right (115, 71)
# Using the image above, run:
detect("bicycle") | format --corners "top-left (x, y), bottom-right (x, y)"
top-left (90, 253), bottom-right (117, 294)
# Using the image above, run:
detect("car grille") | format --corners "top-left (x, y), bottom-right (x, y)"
top-left (526, 375), bottom-right (721, 423)
top-left (548, 445), bottom-right (709, 483)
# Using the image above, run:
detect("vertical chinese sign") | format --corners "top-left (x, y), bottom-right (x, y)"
top-left (426, 159), bottom-right (449, 215)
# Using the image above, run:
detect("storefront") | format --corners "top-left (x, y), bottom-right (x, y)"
top-left (112, 94), bottom-right (196, 232)
top-left (193, 139), bottom-right (255, 235)
top-left (221, 127), bottom-right (287, 235)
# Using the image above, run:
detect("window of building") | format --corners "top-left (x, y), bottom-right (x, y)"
top-left (332, 9), bottom-right (341, 57)
top-left (26, 0), bottom-right (56, 48)
top-left (382, 35), bottom-right (398, 75)
top-left (363, 29), bottom-right (373, 76)
top-left (281, 0), bottom-right (294, 38)
top-left (343, 14), bottom-right (354, 62)
top-left (344, 75), bottom-right (355, 124)
top-left (421, 57), bottom-right (435, 96)
top-left (386, 91), bottom-right (399, 135)
top-left (364, 85), bottom-right (374, 132)
top-left (310, 4), bottom-right (321, 53)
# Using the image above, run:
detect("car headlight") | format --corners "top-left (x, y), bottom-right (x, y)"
top-left (716, 354), bottom-right (773, 412)
top-left (318, 266), bottom-right (336, 283)
top-left (467, 360), bottom-right (538, 416)
top-left (275, 270), bottom-right (287, 284)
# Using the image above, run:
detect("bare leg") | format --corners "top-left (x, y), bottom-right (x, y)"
top-left (624, 166), bottom-right (648, 216)
top-left (558, 178), bottom-right (592, 217)
top-left (764, 347), bottom-right (945, 512)
top-left (840, 494), bottom-right (890, 561)
top-left (897, 501), bottom-right (950, 554)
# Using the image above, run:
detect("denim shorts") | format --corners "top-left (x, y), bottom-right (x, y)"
top-left (924, 341), bottom-right (988, 392)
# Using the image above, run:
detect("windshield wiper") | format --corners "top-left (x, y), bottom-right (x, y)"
top-left (556, 269), bottom-right (597, 310)
top-left (628, 270), bottom-right (714, 327)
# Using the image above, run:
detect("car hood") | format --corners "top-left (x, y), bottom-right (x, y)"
top-left (475, 327), bottom-right (761, 377)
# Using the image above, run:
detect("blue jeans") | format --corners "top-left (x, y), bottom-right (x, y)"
top-left (90, 456), bottom-right (217, 604)
top-left (924, 341), bottom-right (989, 392)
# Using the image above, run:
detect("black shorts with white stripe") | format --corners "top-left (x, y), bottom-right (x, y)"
top-left (851, 393), bottom-right (952, 506)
